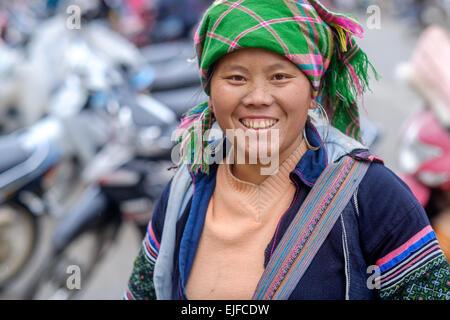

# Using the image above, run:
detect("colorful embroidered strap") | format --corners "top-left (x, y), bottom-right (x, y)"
top-left (252, 156), bottom-right (370, 300)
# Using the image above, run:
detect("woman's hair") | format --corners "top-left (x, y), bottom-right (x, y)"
top-left (203, 63), bottom-right (216, 96)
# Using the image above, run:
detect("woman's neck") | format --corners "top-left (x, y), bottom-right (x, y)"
top-left (230, 136), bottom-right (305, 185)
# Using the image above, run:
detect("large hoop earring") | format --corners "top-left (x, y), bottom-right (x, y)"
top-left (304, 101), bottom-right (328, 151)
top-left (303, 127), bottom-right (321, 151)
top-left (315, 101), bottom-right (329, 127)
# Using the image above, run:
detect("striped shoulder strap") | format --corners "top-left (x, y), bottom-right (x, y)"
top-left (252, 156), bottom-right (371, 300)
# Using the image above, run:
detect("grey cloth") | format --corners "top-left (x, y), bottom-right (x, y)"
top-left (153, 164), bottom-right (193, 300)
top-left (317, 125), bottom-right (366, 164)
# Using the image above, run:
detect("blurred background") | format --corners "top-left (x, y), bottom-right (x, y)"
top-left (0, 0), bottom-right (449, 300)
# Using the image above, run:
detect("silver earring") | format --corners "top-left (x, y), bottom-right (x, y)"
top-left (315, 102), bottom-right (329, 126)
top-left (303, 102), bottom-right (328, 151)
top-left (303, 127), bottom-right (321, 151)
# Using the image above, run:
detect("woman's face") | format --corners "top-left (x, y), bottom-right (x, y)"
top-left (210, 47), bottom-right (314, 165)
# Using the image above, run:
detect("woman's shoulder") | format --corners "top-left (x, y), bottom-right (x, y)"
top-left (355, 160), bottom-right (432, 261)
top-left (360, 161), bottom-right (418, 203)
top-left (357, 159), bottom-right (429, 227)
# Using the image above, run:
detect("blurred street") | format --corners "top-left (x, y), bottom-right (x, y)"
top-left (359, 11), bottom-right (422, 170)
top-left (0, 0), bottom-right (449, 300)
top-left (0, 214), bottom-right (143, 299)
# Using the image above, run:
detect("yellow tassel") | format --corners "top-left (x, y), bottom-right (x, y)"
top-left (330, 23), bottom-right (348, 52)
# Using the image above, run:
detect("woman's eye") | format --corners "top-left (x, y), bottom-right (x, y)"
top-left (229, 75), bottom-right (246, 82)
top-left (273, 74), bottom-right (288, 81)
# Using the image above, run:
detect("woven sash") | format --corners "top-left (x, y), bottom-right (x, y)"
top-left (252, 156), bottom-right (370, 300)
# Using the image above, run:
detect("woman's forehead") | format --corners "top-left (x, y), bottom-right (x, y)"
top-left (216, 47), bottom-right (298, 70)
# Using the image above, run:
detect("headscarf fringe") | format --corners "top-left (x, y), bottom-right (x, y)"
top-left (175, 102), bottom-right (215, 175)
top-left (308, 0), bottom-right (364, 42)
top-left (308, 0), bottom-right (379, 141)
top-left (322, 38), bottom-right (379, 141)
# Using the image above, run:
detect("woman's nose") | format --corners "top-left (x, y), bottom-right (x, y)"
top-left (241, 82), bottom-right (274, 107)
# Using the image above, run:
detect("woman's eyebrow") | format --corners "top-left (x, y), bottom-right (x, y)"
top-left (221, 64), bottom-right (249, 73)
top-left (263, 62), bottom-right (291, 72)
top-left (220, 62), bottom-right (292, 73)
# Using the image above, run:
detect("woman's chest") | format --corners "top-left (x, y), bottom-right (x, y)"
top-left (185, 213), bottom-right (277, 300)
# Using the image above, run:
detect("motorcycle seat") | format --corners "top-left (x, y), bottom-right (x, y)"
top-left (0, 139), bottom-right (34, 175)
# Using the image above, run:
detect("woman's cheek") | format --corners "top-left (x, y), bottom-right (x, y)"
top-left (213, 106), bottom-right (236, 133)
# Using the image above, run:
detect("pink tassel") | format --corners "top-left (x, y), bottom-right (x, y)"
top-left (307, 0), bottom-right (364, 46)
top-left (346, 64), bottom-right (363, 96)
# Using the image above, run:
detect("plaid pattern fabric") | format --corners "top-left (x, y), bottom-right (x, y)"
top-left (195, 0), bottom-right (334, 99)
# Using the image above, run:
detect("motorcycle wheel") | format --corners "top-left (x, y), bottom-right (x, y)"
top-left (24, 222), bottom-right (118, 300)
top-left (0, 203), bottom-right (38, 289)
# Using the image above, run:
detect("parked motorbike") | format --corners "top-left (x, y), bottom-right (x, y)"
top-left (0, 3), bottom-right (150, 135)
top-left (142, 39), bottom-right (208, 118)
top-left (0, 24), bottom-right (157, 291)
top-left (396, 26), bottom-right (450, 259)
top-left (0, 39), bottom-right (24, 134)
top-left (0, 75), bottom-right (173, 294)
top-left (0, 92), bottom-right (110, 290)
top-left (23, 91), bottom-right (176, 300)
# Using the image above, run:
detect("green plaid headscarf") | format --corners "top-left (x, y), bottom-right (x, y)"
top-left (176, 0), bottom-right (378, 174)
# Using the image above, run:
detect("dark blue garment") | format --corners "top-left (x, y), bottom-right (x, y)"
top-left (150, 125), bottom-right (431, 300)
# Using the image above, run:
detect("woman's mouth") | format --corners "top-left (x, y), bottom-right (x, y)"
top-left (239, 118), bottom-right (279, 130)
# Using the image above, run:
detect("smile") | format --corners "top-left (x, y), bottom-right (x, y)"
top-left (239, 118), bottom-right (279, 130)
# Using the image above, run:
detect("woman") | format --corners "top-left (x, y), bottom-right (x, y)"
top-left (125, 0), bottom-right (450, 300)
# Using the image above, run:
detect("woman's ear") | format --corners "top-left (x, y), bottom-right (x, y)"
top-left (208, 100), bottom-right (215, 114)
top-left (308, 84), bottom-right (316, 110)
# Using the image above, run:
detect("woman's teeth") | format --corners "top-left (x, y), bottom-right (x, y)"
top-left (241, 119), bottom-right (278, 129)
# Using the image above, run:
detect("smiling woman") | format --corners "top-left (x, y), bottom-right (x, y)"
top-left (125, 0), bottom-right (450, 301)
top-left (209, 48), bottom-right (312, 184)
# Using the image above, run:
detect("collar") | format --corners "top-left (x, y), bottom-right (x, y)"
top-left (290, 121), bottom-right (327, 188)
